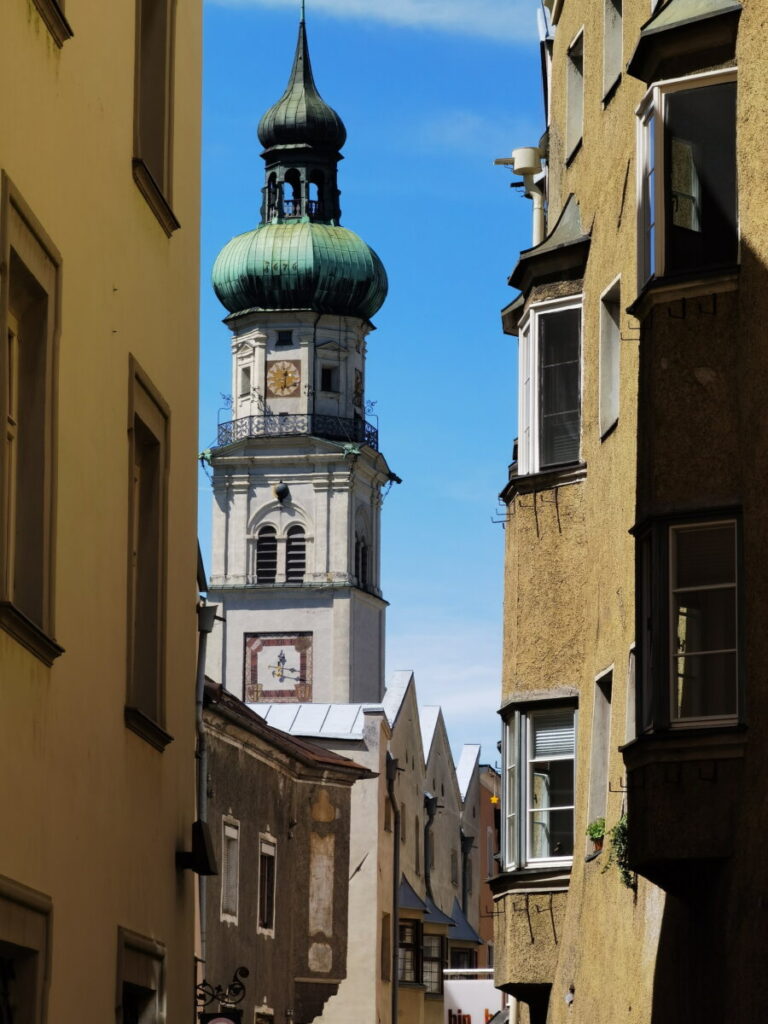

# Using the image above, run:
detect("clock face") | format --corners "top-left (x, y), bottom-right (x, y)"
top-left (266, 359), bottom-right (301, 398)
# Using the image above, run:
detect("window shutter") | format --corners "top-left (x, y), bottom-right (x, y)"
top-left (532, 710), bottom-right (575, 758)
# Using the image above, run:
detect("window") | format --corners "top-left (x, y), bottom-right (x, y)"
top-left (276, 330), bottom-right (293, 348)
top-left (0, 875), bottom-right (52, 1024)
top-left (133, 0), bottom-right (178, 234)
top-left (637, 517), bottom-right (739, 730)
top-left (401, 805), bottom-right (406, 844)
top-left (422, 934), bottom-right (444, 995)
top-left (518, 298), bottom-right (582, 476)
top-left (587, 672), bottom-right (612, 827)
top-left (256, 526), bottom-right (277, 583)
top-left (258, 836), bottom-right (276, 934)
top-left (397, 921), bottom-right (421, 983)
top-left (603, 0), bottom-right (622, 99)
top-left (637, 71), bottom-right (737, 285)
top-left (625, 646), bottom-right (636, 742)
top-left (503, 705), bottom-right (577, 870)
top-left (220, 819), bottom-right (240, 923)
top-left (450, 849), bottom-right (459, 887)
top-left (117, 927), bottom-right (165, 1024)
top-left (415, 817), bottom-right (421, 875)
top-left (126, 364), bottom-right (170, 750)
top-left (285, 525), bottom-right (305, 582)
top-left (355, 533), bottom-right (369, 589)
top-left (566, 32), bottom-right (584, 159)
top-left (320, 365), bottom-right (339, 393)
top-left (450, 947), bottom-right (477, 971)
top-left (0, 187), bottom-right (61, 665)
top-left (239, 365), bottom-right (251, 398)
top-left (599, 279), bottom-right (621, 437)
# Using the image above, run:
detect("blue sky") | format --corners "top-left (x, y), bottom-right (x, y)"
top-left (199, 0), bottom-right (543, 766)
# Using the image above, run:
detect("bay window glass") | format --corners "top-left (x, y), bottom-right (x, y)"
top-left (637, 516), bottom-right (739, 731)
top-left (518, 299), bottom-right (582, 476)
top-left (422, 934), bottom-right (444, 994)
top-left (503, 705), bottom-right (576, 870)
top-left (638, 72), bottom-right (737, 285)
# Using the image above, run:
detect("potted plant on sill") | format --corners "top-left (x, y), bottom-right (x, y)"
top-left (586, 817), bottom-right (606, 852)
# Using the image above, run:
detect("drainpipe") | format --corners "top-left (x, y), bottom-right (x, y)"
top-left (423, 794), bottom-right (438, 902)
top-left (460, 832), bottom-right (474, 914)
top-left (386, 755), bottom-right (400, 1024)
top-left (195, 600), bottom-right (219, 967)
top-left (525, 179), bottom-right (546, 247)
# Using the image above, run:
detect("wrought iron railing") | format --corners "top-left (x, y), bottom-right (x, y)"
top-left (216, 412), bottom-right (379, 451)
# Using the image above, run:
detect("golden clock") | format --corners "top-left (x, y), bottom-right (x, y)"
top-left (266, 359), bottom-right (301, 397)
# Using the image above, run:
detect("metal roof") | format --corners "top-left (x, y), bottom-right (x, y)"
top-left (640, 0), bottom-right (741, 35)
top-left (455, 744), bottom-right (481, 802)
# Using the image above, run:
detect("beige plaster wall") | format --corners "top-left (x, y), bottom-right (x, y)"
top-left (0, 0), bottom-right (201, 1019)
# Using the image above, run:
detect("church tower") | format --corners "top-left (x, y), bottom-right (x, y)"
top-left (208, 13), bottom-right (394, 706)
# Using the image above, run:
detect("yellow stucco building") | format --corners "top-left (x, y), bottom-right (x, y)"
top-left (0, 0), bottom-right (202, 1019)
top-left (494, 1), bottom-right (768, 1021)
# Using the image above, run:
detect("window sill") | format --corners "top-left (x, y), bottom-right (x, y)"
top-left (132, 159), bottom-right (180, 238)
top-left (0, 602), bottom-right (64, 667)
top-left (628, 266), bottom-right (739, 322)
top-left (621, 725), bottom-right (746, 770)
top-left (500, 461), bottom-right (586, 503)
top-left (600, 418), bottom-right (618, 443)
top-left (31, 0), bottom-right (73, 46)
top-left (489, 865), bottom-right (571, 897)
top-left (584, 848), bottom-right (603, 864)
top-left (602, 73), bottom-right (622, 107)
top-left (124, 705), bottom-right (174, 752)
top-left (397, 982), bottom-right (427, 990)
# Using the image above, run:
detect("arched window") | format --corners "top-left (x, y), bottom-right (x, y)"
top-left (256, 526), bottom-right (277, 583)
top-left (266, 172), bottom-right (278, 219)
top-left (354, 532), bottom-right (369, 590)
top-left (286, 525), bottom-right (306, 582)
top-left (308, 171), bottom-right (323, 217)
top-left (283, 169), bottom-right (301, 217)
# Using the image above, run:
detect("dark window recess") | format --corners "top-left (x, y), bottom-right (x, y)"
top-left (539, 308), bottom-right (581, 468)
top-left (122, 981), bottom-right (155, 1024)
top-left (450, 947), bottom-right (477, 970)
top-left (256, 527), bottom-right (277, 583)
top-left (320, 366), bottom-right (339, 392)
top-left (355, 534), bottom-right (369, 589)
top-left (259, 848), bottom-right (276, 929)
top-left (423, 934), bottom-right (444, 995)
top-left (276, 330), bottom-right (293, 347)
top-left (665, 82), bottom-right (737, 276)
top-left (285, 525), bottom-right (306, 582)
top-left (239, 366), bottom-right (251, 397)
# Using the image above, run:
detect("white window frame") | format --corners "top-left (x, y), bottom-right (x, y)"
top-left (220, 817), bottom-right (240, 924)
top-left (667, 519), bottom-right (739, 729)
top-left (257, 833), bottom-right (277, 938)
top-left (517, 296), bottom-right (583, 476)
top-left (502, 705), bottom-right (577, 871)
top-left (602, 0), bottom-right (622, 100)
top-left (636, 68), bottom-right (738, 287)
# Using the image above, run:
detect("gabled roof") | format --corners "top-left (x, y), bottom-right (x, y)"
top-left (447, 898), bottom-right (483, 945)
top-left (455, 744), bottom-right (481, 802)
top-left (383, 670), bottom-right (416, 728)
top-left (419, 706), bottom-right (441, 760)
top-left (399, 876), bottom-right (426, 912)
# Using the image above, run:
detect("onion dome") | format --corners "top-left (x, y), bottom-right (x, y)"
top-left (258, 20), bottom-right (346, 153)
top-left (212, 222), bottom-right (388, 321)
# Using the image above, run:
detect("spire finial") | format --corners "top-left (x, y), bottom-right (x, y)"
top-left (300, 0), bottom-right (305, 22)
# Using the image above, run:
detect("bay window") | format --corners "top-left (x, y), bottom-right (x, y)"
top-left (637, 70), bottom-right (737, 286)
top-left (503, 704), bottom-right (577, 871)
top-left (518, 298), bottom-right (582, 476)
top-left (637, 515), bottom-right (740, 731)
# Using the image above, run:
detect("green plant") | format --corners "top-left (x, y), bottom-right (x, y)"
top-left (585, 817), bottom-right (606, 841)
top-left (602, 814), bottom-right (635, 889)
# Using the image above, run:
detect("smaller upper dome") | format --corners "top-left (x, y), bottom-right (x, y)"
top-left (258, 20), bottom-right (347, 153)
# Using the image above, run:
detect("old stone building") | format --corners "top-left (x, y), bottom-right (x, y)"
top-left (0, 0), bottom-right (202, 1020)
top-left (494, 1), bottom-right (768, 1022)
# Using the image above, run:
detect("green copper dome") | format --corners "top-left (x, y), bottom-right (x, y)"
top-left (212, 222), bottom-right (388, 321)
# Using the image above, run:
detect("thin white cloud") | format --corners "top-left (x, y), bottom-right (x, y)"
top-left (206, 0), bottom-right (537, 42)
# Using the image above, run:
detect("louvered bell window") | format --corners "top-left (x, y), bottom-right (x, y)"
top-left (286, 525), bottom-right (305, 582)
top-left (256, 526), bottom-right (277, 583)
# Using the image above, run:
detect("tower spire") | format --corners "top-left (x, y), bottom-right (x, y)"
top-left (300, 0), bottom-right (305, 22)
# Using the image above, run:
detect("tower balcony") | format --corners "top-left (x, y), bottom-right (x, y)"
top-left (215, 412), bottom-right (379, 451)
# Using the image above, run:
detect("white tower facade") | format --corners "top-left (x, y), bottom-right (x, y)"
top-left (207, 18), bottom-right (394, 706)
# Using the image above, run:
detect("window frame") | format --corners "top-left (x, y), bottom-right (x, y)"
top-left (0, 175), bottom-right (62, 666)
top-left (125, 358), bottom-right (171, 752)
top-left (257, 834), bottom-right (277, 937)
top-left (220, 817), bottom-right (240, 924)
top-left (397, 919), bottom-right (422, 984)
top-left (0, 875), bottom-right (52, 1024)
top-left (30, 0), bottom-right (73, 47)
top-left (566, 30), bottom-right (585, 161)
top-left (599, 276), bottom-right (621, 439)
top-left (502, 702), bottom-right (578, 872)
top-left (422, 932), bottom-right (445, 996)
top-left (602, 0), bottom-right (623, 102)
top-left (635, 512), bottom-right (743, 733)
top-left (517, 296), bottom-right (583, 477)
top-left (636, 68), bottom-right (738, 287)
top-left (116, 926), bottom-right (166, 1024)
